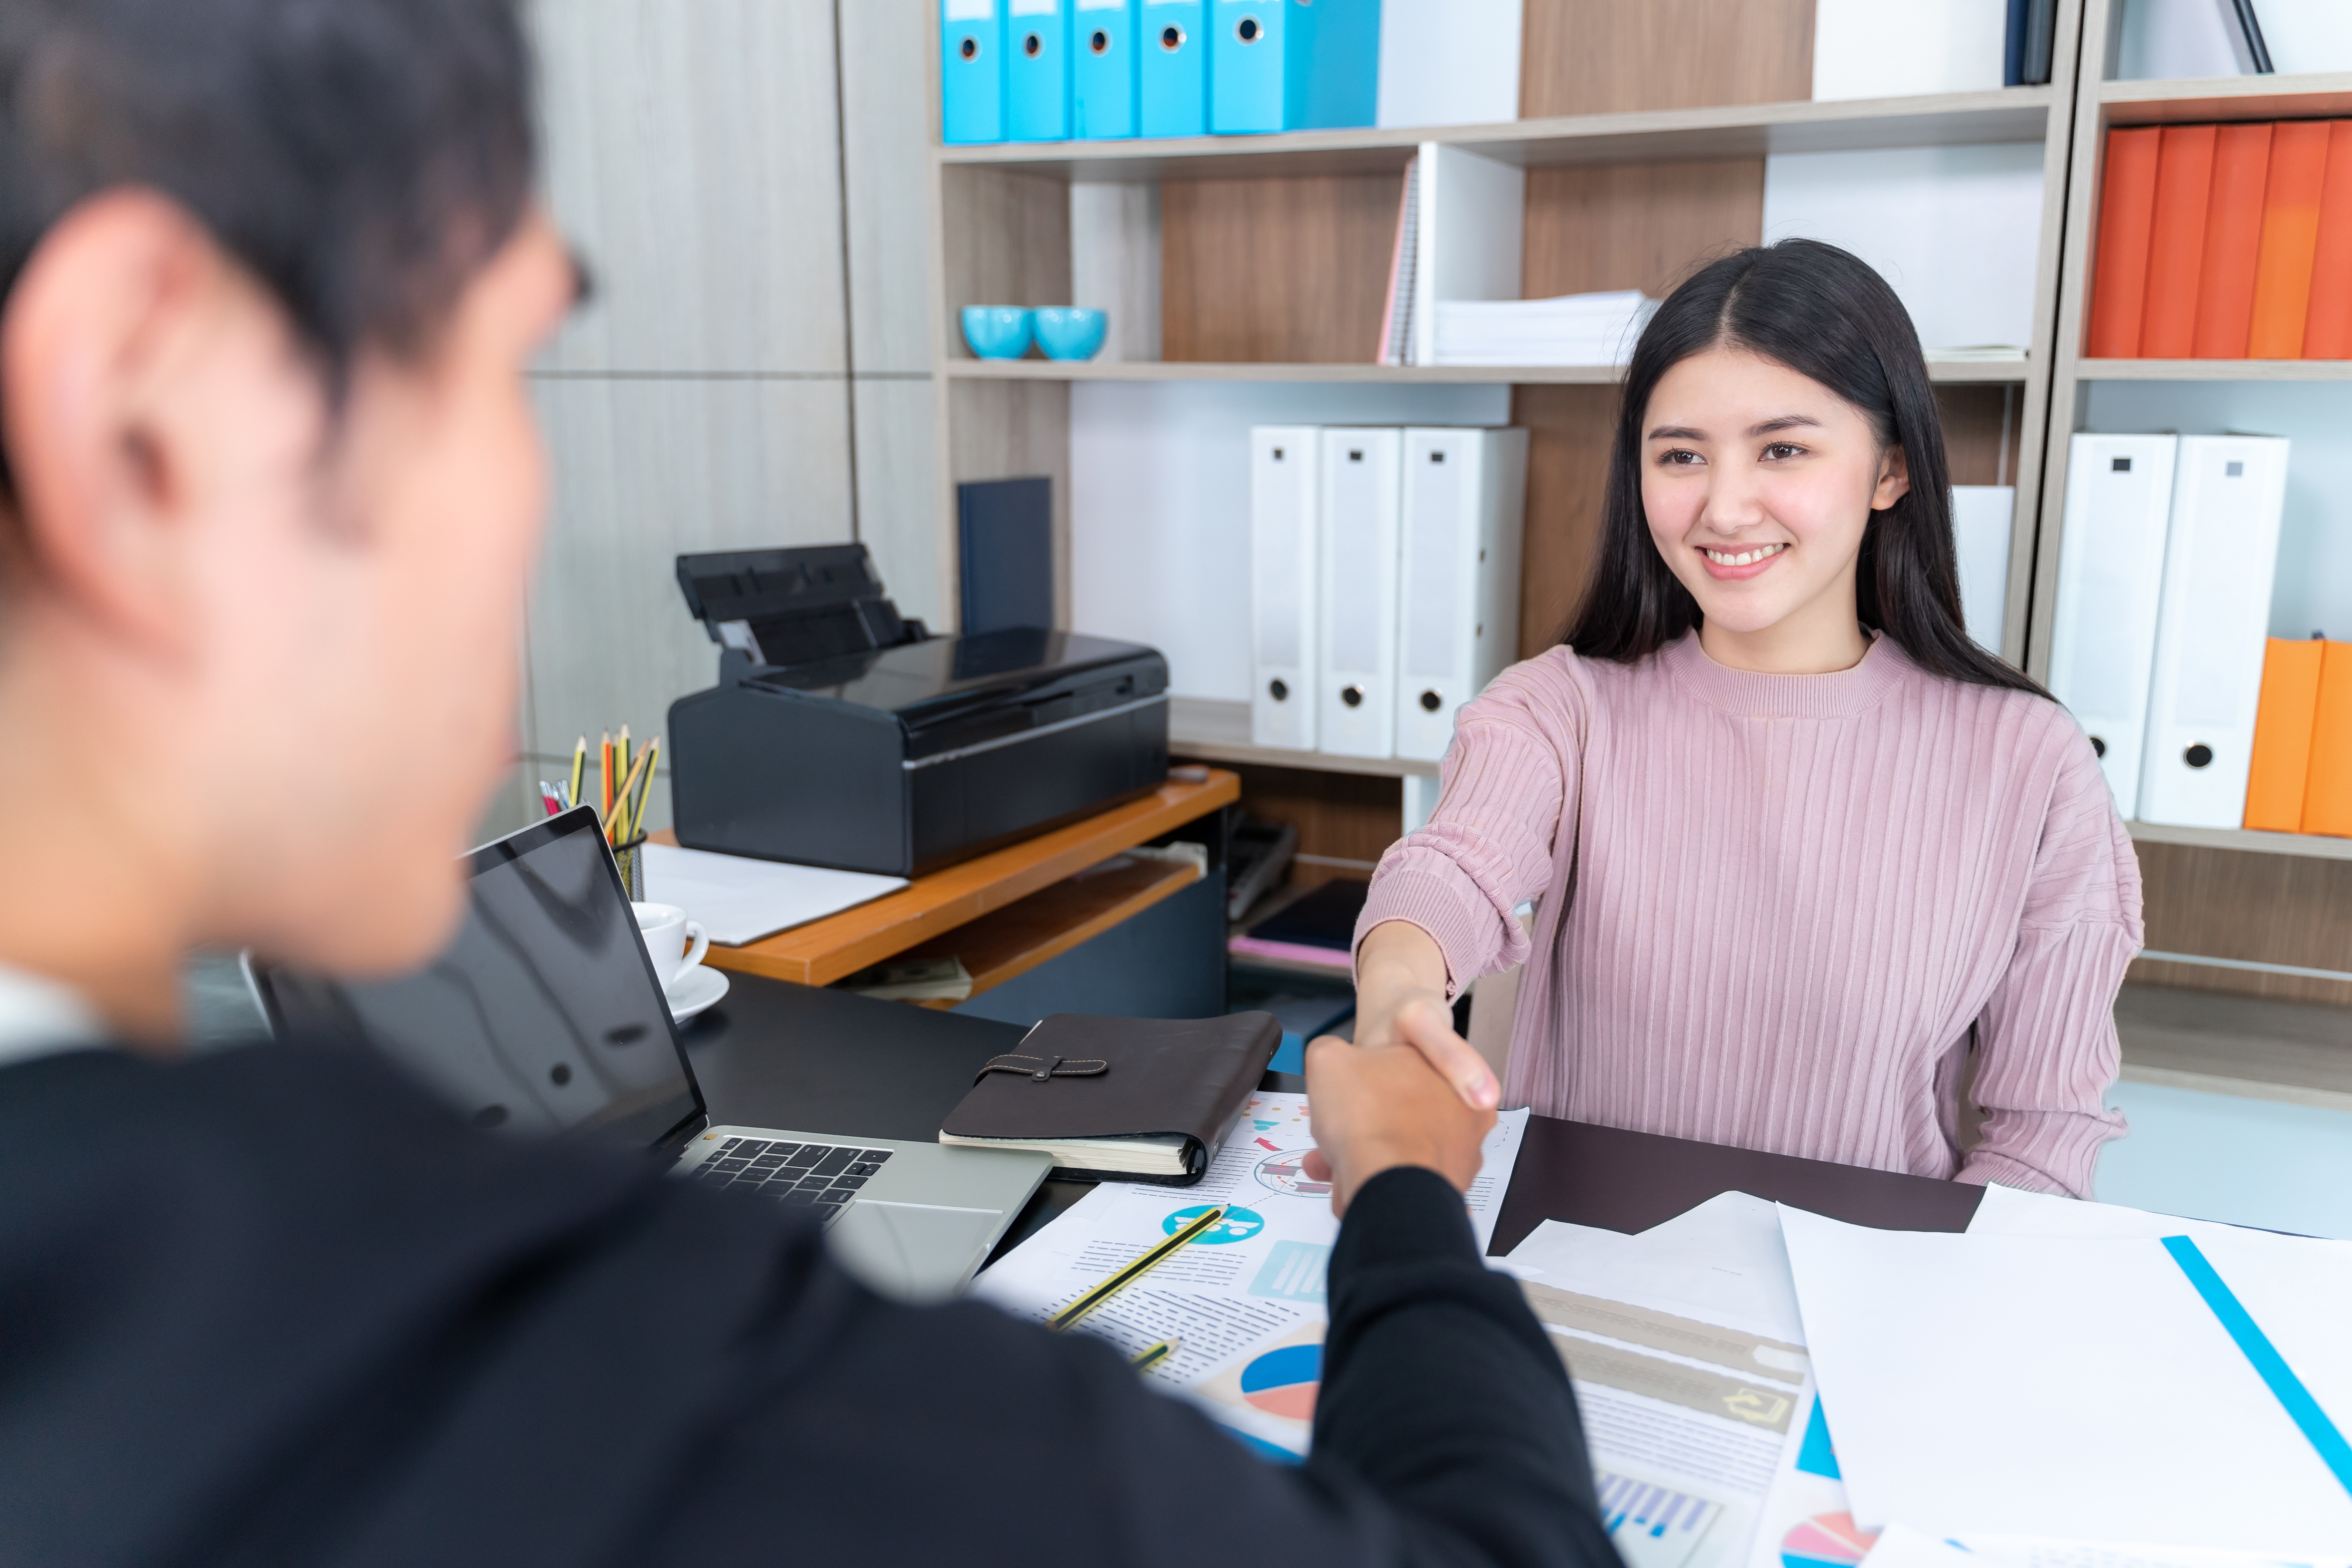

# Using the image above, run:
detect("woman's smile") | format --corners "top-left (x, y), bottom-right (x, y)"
top-left (1698, 540), bottom-right (1790, 578)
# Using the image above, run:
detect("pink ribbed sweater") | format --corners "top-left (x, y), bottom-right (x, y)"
top-left (1356, 633), bottom-right (2143, 1196)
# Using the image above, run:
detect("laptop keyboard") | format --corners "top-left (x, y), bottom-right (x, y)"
top-left (690, 1137), bottom-right (893, 1227)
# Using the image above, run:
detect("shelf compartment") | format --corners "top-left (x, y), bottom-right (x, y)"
top-left (946, 356), bottom-right (2028, 385)
top-left (939, 88), bottom-right (2056, 183)
top-left (892, 854), bottom-right (1204, 1009)
top-left (2102, 71), bottom-right (2352, 127)
top-left (2128, 820), bottom-right (2352, 862)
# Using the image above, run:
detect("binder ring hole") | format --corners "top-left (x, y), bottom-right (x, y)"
top-left (959, 34), bottom-right (979, 60)
top-left (2089, 736), bottom-right (2106, 758)
top-left (2184, 743), bottom-right (2214, 769)
top-left (1419, 690), bottom-right (1442, 713)
top-left (1268, 678), bottom-right (1289, 702)
top-left (1023, 31), bottom-right (1042, 56)
top-left (1090, 28), bottom-right (1110, 53)
top-left (1236, 15), bottom-right (1261, 42)
top-left (1341, 685), bottom-right (1364, 709)
top-left (1160, 24), bottom-right (1185, 50)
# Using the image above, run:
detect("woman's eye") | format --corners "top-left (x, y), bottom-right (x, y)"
top-left (1762, 442), bottom-right (1806, 462)
top-left (1656, 448), bottom-right (1704, 467)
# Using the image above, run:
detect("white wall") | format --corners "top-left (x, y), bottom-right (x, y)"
top-left (1762, 143), bottom-right (2044, 351)
top-left (1069, 381), bottom-right (1510, 701)
top-left (1812, 0), bottom-right (2007, 100)
top-left (1376, 0), bottom-right (1521, 128)
top-left (2084, 382), bottom-right (2352, 642)
top-left (2117, 0), bottom-right (2352, 79)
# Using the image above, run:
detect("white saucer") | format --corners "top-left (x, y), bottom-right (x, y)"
top-left (665, 963), bottom-right (730, 1022)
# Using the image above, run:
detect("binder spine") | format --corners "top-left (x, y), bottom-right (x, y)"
top-left (1249, 427), bottom-right (1321, 750)
top-left (1394, 428), bottom-right (1525, 762)
top-left (1007, 0), bottom-right (1072, 142)
top-left (1072, 0), bottom-right (1139, 139)
top-left (1208, 0), bottom-right (1283, 134)
top-left (2048, 434), bottom-right (2180, 820)
top-left (941, 0), bottom-right (1007, 145)
top-left (1138, 0), bottom-right (1207, 138)
top-left (2137, 436), bottom-right (2290, 828)
top-left (1318, 429), bottom-right (1403, 758)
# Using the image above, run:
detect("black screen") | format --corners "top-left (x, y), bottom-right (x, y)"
top-left (255, 809), bottom-right (703, 1148)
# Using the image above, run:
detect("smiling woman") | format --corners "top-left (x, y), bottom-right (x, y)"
top-left (1350, 240), bottom-right (2144, 1199)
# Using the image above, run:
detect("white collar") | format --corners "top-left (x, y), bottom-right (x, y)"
top-left (0, 963), bottom-right (105, 1069)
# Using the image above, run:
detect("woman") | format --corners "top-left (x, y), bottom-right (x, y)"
top-left (1353, 240), bottom-right (2139, 1196)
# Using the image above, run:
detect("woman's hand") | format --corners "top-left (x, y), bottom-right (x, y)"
top-left (1349, 919), bottom-right (1501, 1112)
top-left (1301, 1032), bottom-right (1496, 1218)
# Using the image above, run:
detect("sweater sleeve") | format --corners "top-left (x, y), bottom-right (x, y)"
top-left (1960, 734), bottom-right (2142, 1197)
top-left (1354, 659), bottom-right (1582, 999)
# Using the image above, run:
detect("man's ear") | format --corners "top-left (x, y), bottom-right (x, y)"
top-left (0, 189), bottom-right (289, 656)
top-left (1871, 443), bottom-right (1913, 512)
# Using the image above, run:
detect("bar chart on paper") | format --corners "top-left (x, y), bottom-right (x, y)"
top-left (1598, 1470), bottom-right (1728, 1568)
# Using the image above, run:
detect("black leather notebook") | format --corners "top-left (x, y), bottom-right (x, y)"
top-left (938, 1012), bottom-right (1281, 1186)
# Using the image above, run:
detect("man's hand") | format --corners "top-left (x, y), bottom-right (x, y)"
top-left (1353, 920), bottom-right (1501, 1113)
top-left (1301, 1034), bottom-right (1496, 1219)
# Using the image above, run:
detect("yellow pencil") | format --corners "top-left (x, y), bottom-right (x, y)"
top-left (1049, 1206), bottom-right (1226, 1334)
top-left (629, 737), bottom-right (661, 837)
top-left (611, 746), bottom-right (653, 843)
top-left (617, 724), bottom-right (631, 808)
top-left (1129, 1337), bottom-right (1180, 1372)
top-left (600, 731), bottom-right (613, 826)
top-left (568, 737), bottom-right (587, 812)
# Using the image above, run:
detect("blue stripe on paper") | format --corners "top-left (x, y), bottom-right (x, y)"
top-left (2162, 1233), bottom-right (2352, 1500)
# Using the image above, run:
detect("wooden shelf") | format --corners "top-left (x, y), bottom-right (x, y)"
top-left (894, 854), bottom-right (1203, 1008)
top-left (2102, 71), bottom-right (2352, 127)
top-left (2127, 820), bottom-right (2352, 862)
top-left (689, 770), bottom-right (1239, 987)
top-left (940, 87), bottom-right (2055, 182)
top-left (2077, 358), bottom-right (2352, 381)
top-left (2115, 981), bottom-right (2352, 1112)
top-left (1170, 697), bottom-right (1440, 780)
top-left (946, 355), bottom-right (2028, 385)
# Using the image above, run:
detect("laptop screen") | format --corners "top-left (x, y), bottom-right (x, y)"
top-left (252, 808), bottom-right (704, 1149)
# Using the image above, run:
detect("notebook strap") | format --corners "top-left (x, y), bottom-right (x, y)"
top-left (975, 1053), bottom-right (1109, 1085)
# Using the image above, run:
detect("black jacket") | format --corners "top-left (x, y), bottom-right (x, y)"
top-left (0, 1043), bottom-right (1618, 1567)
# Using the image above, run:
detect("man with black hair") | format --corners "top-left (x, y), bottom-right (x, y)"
top-left (0, 3), bottom-right (1615, 1564)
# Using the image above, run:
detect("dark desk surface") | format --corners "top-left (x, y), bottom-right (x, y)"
top-left (682, 972), bottom-right (1982, 1253)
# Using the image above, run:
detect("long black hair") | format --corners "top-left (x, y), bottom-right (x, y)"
top-left (1562, 238), bottom-right (2046, 700)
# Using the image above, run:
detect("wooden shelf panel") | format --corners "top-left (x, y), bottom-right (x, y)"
top-left (693, 770), bottom-right (1239, 988)
top-left (940, 88), bottom-right (2054, 182)
top-left (2127, 820), bottom-right (2352, 862)
top-left (946, 356), bottom-right (2026, 385)
top-left (2102, 71), bottom-right (2352, 126)
top-left (2076, 357), bottom-right (2352, 382)
top-left (898, 855), bottom-right (1203, 1008)
top-left (1171, 697), bottom-right (1440, 780)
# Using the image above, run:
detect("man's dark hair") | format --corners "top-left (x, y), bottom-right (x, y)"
top-left (0, 0), bottom-right (536, 489)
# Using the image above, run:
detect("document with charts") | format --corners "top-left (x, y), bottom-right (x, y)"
top-left (971, 1092), bottom-right (1526, 1459)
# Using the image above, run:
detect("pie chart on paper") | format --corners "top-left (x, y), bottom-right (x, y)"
top-left (1238, 1342), bottom-right (1321, 1421)
top-left (1781, 1512), bottom-right (1878, 1568)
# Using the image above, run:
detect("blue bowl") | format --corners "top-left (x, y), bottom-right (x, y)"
top-left (962, 305), bottom-right (1034, 360)
top-left (1034, 307), bottom-right (1108, 362)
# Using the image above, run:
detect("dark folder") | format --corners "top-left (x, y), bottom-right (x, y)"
top-left (938, 1012), bottom-right (1281, 1186)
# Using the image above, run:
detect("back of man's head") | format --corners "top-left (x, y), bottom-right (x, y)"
top-left (0, 0), bottom-right (536, 483)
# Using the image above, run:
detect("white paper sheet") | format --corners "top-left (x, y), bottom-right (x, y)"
top-left (640, 841), bottom-right (905, 946)
top-left (1778, 1206), bottom-right (2352, 1554)
top-left (1867, 1521), bottom-right (2352, 1568)
top-left (1966, 1182), bottom-right (2262, 1247)
top-left (972, 1092), bottom-right (1527, 1457)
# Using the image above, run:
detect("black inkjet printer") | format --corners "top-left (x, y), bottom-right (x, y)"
top-left (666, 544), bottom-right (1169, 876)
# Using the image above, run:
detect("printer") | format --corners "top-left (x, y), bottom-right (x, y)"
top-left (667, 544), bottom-right (1169, 877)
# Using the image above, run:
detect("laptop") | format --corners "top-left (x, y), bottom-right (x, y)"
top-left (248, 805), bottom-right (1051, 1301)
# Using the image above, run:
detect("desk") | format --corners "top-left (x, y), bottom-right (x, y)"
top-left (681, 972), bottom-right (1984, 1253)
top-left (656, 769), bottom-right (1239, 1007)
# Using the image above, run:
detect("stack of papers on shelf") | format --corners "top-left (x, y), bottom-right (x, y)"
top-left (642, 841), bottom-right (905, 946)
top-left (1781, 1194), bottom-right (2352, 1559)
top-left (973, 1090), bottom-right (1527, 1462)
top-left (1431, 290), bottom-right (1659, 367)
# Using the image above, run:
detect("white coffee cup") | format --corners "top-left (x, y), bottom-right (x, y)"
top-left (633, 901), bottom-right (710, 990)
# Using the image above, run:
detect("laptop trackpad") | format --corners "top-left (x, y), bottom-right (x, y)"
top-left (827, 1201), bottom-right (1003, 1304)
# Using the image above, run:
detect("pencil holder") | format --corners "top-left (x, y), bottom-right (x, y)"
top-left (612, 833), bottom-right (647, 902)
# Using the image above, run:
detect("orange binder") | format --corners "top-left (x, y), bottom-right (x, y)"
top-left (2248, 121), bottom-right (2332, 358)
top-left (2305, 641), bottom-right (2352, 836)
top-left (2245, 638), bottom-right (2325, 831)
top-left (2191, 122), bottom-right (2274, 359)
top-left (2089, 127), bottom-right (2163, 358)
top-left (2305, 122), bottom-right (2352, 358)
top-left (2142, 125), bottom-right (2218, 358)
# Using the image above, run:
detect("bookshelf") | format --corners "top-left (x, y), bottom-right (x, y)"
top-left (923, 0), bottom-right (2084, 897)
top-left (2034, 0), bottom-right (2352, 1009)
